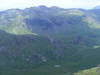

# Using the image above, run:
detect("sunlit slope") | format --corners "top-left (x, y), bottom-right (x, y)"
top-left (75, 67), bottom-right (100, 75)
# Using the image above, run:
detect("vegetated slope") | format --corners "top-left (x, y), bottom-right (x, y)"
top-left (74, 66), bottom-right (100, 75)
top-left (0, 6), bottom-right (100, 75)
top-left (1, 29), bottom-right (100, 75)
top-left (0, 6), bottom-right (100, 35)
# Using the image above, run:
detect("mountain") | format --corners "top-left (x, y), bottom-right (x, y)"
top-left (0, 6), bottom-right (100, 75)
top-left (94, 6), bottom-right (100, 9)
top-left (0, 6), bottom-right (100, 35)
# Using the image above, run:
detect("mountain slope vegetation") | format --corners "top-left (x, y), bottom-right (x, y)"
top-left (75, 66), bottom-right (100, 75)
top-left (0, 6), bottom-right (100, 75)
top-left (0, 6), bottom-right (100, 35)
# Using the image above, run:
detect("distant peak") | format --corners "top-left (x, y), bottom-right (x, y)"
top-left (94, 5), bottom-right (100, 9)
top-left (38, 5), bottom-right (48, 9)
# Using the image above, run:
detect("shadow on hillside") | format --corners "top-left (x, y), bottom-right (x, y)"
top-left (0, 30), bottom-right (100, 74)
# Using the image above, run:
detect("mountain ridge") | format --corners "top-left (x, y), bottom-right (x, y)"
top-left (94, 5), bottom-right (100, 9)
top-left (0, 6), bottom-right (100, 35)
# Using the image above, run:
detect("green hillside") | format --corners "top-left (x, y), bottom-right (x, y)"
top-left (75, 66), bottom-right (100, 75)
top-left (0, 6), bottom-right (100, 75)
top-left (0, 6), bottom-right (100, 35)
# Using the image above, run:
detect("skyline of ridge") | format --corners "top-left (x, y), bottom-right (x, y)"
top-left (0, 0), bottom-right (100, 11)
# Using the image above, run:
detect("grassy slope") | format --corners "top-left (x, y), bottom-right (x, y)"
top-left (74, 67), bottom-right (100, 75)
top-left (0, 10), bottom-right (31, 35)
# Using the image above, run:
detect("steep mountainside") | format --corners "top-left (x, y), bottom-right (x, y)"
top-left (0, 6), bottom-right (100, 75)
top-left (0, 6), bottom-right (100, 35)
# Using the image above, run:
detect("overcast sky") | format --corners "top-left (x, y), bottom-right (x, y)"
top-left (0, 0), bottom-right (100, 10)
